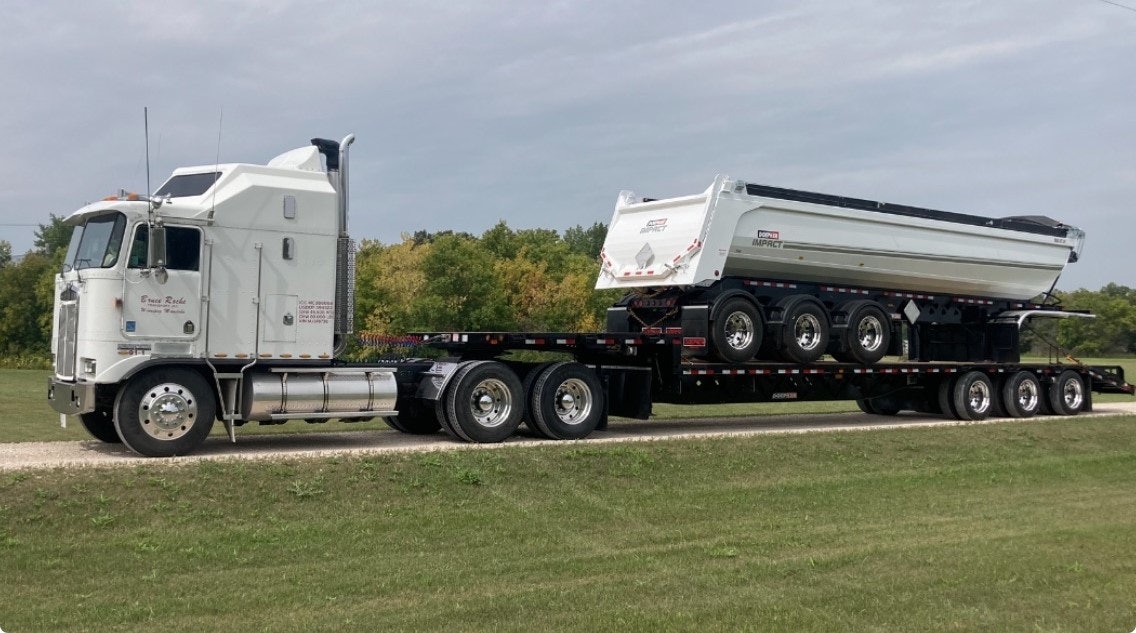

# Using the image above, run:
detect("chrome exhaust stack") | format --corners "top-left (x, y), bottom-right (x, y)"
top-left (311, 134), bottom-right (358, 355)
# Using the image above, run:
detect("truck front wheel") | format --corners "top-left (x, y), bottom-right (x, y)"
top-left (114, 369), bottom-right (216, 457)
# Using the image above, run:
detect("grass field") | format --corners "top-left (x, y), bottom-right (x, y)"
top-left (2, 417), bottom-right (1136, 631)
top-left (3, 357), bottom-right (1132, 444)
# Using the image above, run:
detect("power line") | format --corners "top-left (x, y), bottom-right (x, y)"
top-left (1096, 0), bottom-right (1136, 13)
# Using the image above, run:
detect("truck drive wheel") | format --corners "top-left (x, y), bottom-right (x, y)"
top-left (1048, 370), bottom-right (1085, 416)
top-left (522, 362), bottom-right (559, 438)
top-left (833, 302), bottom-right (891, 365)
top-left (442, 361), bottom-right (523, 443)
top-left (384, 399), bottom-right (442, 435)
top-left (710, 297), bottom-right (763, 363)
top-left (79, 409), bottom-right (122, 443)
top-left (1001, 371), bottom-right (1042, 418)
top-left (951, 371), bottom-right (994, 421)
top-left (778, 297), bottom-right (829, 364)
top-left (113, 368), bottom-right (216, 457)
top-left (529, 362), bottom-right (605, 440)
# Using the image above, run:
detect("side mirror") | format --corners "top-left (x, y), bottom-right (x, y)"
top-left (148, 225), bottom-right (167, 268)
top-left (148, 224), bottom-right (168, 284)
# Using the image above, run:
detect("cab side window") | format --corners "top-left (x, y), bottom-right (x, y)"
top-left (128, 225), bottom-right (201, 271)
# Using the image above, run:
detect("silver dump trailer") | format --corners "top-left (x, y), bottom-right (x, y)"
top-left (597, 176), bottom-right (1089, 365)
top-left (596, 176), bottom-right (1085, 301)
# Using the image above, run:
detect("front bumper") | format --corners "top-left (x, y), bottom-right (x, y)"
top-left (47, 377), bottom-right (96, 415)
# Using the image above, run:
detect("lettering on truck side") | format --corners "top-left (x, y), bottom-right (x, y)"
top-left (640, 218), bottom-right (668, 234)
top-left (752, 228), bottom-right (784, 248)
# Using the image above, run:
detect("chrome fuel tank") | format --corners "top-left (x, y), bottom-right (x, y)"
top-left (242, 368), bottom-right (398, 421)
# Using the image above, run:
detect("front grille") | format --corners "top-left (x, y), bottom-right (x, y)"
top-left (56, 298), bottom-right (79, 380)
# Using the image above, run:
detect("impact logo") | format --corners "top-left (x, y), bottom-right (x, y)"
top-left (752, 229), bottom-right (784, 248)
top-left (640, 218), bottom-right (668, 234)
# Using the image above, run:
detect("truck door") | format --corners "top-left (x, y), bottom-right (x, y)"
top-left (121, 225), bottom-right (204, 344)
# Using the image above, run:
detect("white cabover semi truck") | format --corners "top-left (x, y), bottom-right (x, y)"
top-left (48, 136), bottom-right (1133, 457)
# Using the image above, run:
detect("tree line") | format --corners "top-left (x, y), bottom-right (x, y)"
top-left (0, 217), bottom-right (1133, 363)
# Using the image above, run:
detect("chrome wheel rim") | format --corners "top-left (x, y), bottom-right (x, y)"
top-left (1061, 377), bottom-right (1084, 410)
top-left (967, 380), bottom-right (991, 415)
top-left (724, 311), bottom-right (755, 351)
top-left (857, 315), bottom-right (884, 352)
top-left (554, 378), bottom-right (592, 426)
top-left (1016, 379), bottom-right (1039, 412)
top-left (795, 314), bottom-right (823, 351)
top-left (468, 378), bottom-right (513, 428)
top-left (139, 382), bottom-right (198, 441)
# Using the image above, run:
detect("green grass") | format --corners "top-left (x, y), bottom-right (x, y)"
top-left (2, 417), bottom-right (1136, 631)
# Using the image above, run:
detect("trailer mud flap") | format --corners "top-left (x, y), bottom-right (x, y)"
top-left (599, 365), bottom-right (653, 420)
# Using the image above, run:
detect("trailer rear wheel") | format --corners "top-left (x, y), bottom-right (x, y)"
top-left (952, 371), bottom-right (994, 421)
top-left (113, 368), bottom-right (216, 457)
top-left (1001, 371), bottom-right (1042, 418)
top-left (529, 362), bottom-right (605, 440)
top-left (938, 376), bottom-right (959, 419)
top-left (711, 298), bottom-right (763, 362)
top-left (1048, 370), bottom-right (1085, 416)
top-left (857, 397), bottom-right (900, 416)
top-left (79, 409), bottom-right (122, 443)
top-left (522, 362), bottom-right (559, 438)
top-left (833, 303), bottom-right (891, 365)
top-left (778, 297), bottom-right (829, 364)
top-left (443, 361), bottom-right (523, 443)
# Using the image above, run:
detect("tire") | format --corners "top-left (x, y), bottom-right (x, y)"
top-left (443, 361), bottom-right (523, 443)
top-left (855, 398), bottom-right (874, 414)
top-left (1048, 370), bottom-right (1085, 416)
top-left (1001, 371), bottom-right (1042, 418)
top-left (529, 362), bottom-right (605, 440)
top-left (833, 303), bottom-right (891, 365)
top-left (384, 400), bottom-right (441, 435)
top-left (951, 371), bottom-right (994, 421)
top-left (938, 376), bottom-right (959, 419)
top-left (79, 409), bottom-right (122, 443)
top-left (778, 297), bottom-right (829, 364)
top-left (710, 297), bottom-right (763, 363)
top-left (522, 362), bottom-right (559, 438)
top-left (856, 397), bottom-right (900, 415)
top-left (113, 368), bottom-right (216, 457)
top-left (436, 361), bottom-right (481, 441)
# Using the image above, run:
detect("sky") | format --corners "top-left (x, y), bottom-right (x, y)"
top-left (1, 0), bottom-right (1133, 290)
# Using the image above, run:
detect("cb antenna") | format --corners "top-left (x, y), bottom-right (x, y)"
top-left (209, 107), bottom-right (223, 221)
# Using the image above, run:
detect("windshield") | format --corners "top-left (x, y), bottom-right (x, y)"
top-left (154, 172), bottom-right (220, 198)
top-left (64, 213), bottom-right (127, 271)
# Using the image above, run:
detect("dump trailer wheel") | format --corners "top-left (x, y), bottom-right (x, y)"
top-left (113, 368), bottom-right (216, 457)
top-left (384, 400), bottom-right (442, 435)
top-left (951, 371), bottom-right (994, 421)
top-left (79, 409), bottom-right (122, 443)
top-left (1001, 371), bottom-right (1042, 418)
top-left (710, 297), bottom-right (763, 363)
top-left (778, 297), bottom-right (829, 364)
top-left (530, 362), bottom-right (605, 440)
top-left (1048, 370), bottom-right (1085, 416)
top-left (834, 303), bottom-right (891, 365)
top-left (444, 361), bottom-right (523, 443)
top-left (522, 362), bottom-right (559, 438)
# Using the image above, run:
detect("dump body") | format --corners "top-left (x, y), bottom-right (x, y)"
top-left (596, 177), bottom-right (1085, 301)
